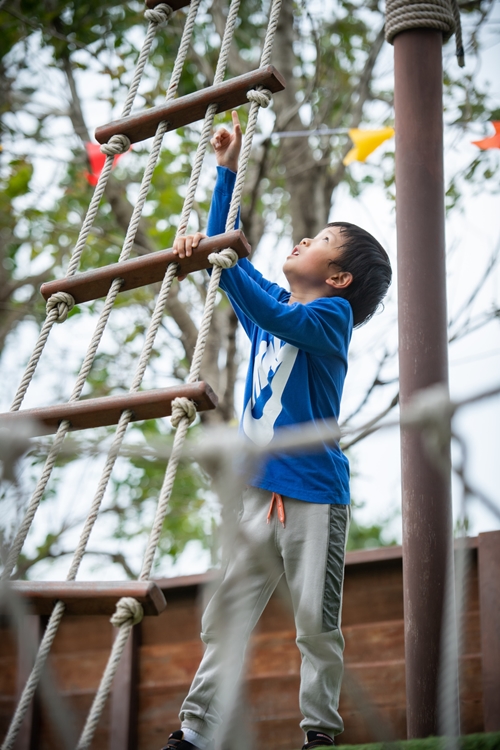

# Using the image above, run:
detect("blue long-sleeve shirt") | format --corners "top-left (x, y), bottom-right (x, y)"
top-left (207, 166), bottom-right (352, 504)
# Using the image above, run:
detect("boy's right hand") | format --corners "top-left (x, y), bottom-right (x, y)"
top-left (173, 232), bottom-right (207, 260)
top-left (211, 110), bottom-right (242, 172)
top-left (173, 232), bottom-right (207, 281)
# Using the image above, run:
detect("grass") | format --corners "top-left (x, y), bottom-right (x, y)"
top-left (333, 734), bottom-right (500, 750)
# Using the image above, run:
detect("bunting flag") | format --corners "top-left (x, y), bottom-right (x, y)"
top-left (471, 121), bottom-right (500, 151)
top-left (84, 142), bottom-right (127, 186)
top-left (343, 126), bottom-right (395, 165)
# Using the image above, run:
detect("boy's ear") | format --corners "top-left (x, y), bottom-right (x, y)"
top-left (326, 269), bottom-right (353, 291)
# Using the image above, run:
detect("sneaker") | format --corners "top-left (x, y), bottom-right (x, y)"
top-left (161, 730), bottom-right (198, 750)
top-left (302, 730), bottom-right (335, 749)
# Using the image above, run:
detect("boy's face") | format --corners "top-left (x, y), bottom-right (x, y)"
top-left (283, 226), bottom-right (348, 293)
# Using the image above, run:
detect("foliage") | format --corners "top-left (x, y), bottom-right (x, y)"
top-left (347, 499), bottom-right (398, 551)
top-left (0, 0), bottom-right (498, 578)
top-left (336, 733), bottom-right (500, 750)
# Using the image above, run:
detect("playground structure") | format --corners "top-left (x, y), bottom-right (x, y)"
top-left (1, 535), bottom-right (499, 748)
top-left (1, 0), bottom-right (500, 748)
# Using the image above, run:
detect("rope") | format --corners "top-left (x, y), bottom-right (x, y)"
top-left (45, 291), bottom-right (75, 323)
top-left (74, 3), bottom-right (283, 746)
top-left (0, 600), bottom-right (66, 750)
top-left (9, 4), bottom-right (173, 413)
top-left (1, 6), bottom-right (201, 748)
top-left (77, 622), bottom-right (134, 749)
top-left (5, 0), bottom-right (283, 745)
top-left (110, 597), bottom-right (144, 627)
top-left (385, 0), bottom-right (465, 67)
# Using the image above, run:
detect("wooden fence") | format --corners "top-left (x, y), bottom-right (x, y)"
top-left (1, 530), bottom-right (499, 749)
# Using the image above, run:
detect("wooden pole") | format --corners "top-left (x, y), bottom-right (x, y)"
top-left (393, 28), bottom-right (456, 737)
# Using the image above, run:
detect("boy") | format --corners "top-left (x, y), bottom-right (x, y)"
top-left (164, 112), bottom-right (392, 750)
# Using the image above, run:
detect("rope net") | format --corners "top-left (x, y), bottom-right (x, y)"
top-left (3, 1), bottom-right (487, 747)
top-left (1, 0), bottom-right (282, 748)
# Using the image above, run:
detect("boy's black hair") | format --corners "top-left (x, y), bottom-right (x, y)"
top-left (327, 221), bottom-right (392, 327)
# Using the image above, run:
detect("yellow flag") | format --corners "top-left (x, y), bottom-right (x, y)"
top-left (343, 127), bottom-right (395, 165)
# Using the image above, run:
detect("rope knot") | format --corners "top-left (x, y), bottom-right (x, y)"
top-left (247, 88), bottom-right (272, 108)
top-left (208, 248), bottom-right (239, 269)
top-left (144, 3), bottom-right (173, 26)
top-left (100, 134), bottom-right (131, 156)
top-left (385, 0), bottom-right (464, 66)
top-left (171, 397), bottom-right (197, 429)
top-left (46, 291), bottom-right (75, 323)
top-left (110, 597), bottom-right (144, 627)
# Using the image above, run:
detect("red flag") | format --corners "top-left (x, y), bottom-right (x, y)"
top-left (472, 121), bottom-right (500, 151)
top-left (84, 142), bottom-right (126, 186)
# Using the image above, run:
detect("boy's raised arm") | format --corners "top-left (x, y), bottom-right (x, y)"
top-left (173, 111), bottom-right (242, 261)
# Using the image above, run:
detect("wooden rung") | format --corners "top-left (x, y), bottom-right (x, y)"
top-left (0, 382), bottom-right (217, 435)
top-left (95, 65), bottom-right (286, 145)
top-left (40, 230), bottom-right (250, 305)
top-left (145, 0), bottom-right (190, 8)
top-left (10, 581), bottom-right (166, 616)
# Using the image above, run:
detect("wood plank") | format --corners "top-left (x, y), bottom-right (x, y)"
top-left (251, 717), bottom-right (302, 750)
top-left (47, 650), bottom-right (111, 693)
top-left (137, 687), bottom-right (189, 749)
top-left (345, 545), bottom-right (403, 566)
top-left (40, 231), bottom-right (251, 305)
top-left (339, 706), bottom-right (407, 745)
top-left (0, 382), bottom-right (217, 435)
top-left (342, 562), bottom-right (404, 625)
top-left (10, 582), bottom-right (166, 617)
top-left (50, 616), bottom-right (113, 653)
top-left (109, 624), bottom-right (140, 750)
top-left (14, 615), bottom-right (42, 750)
top-left (145, 0), bottom-right (190, 9)
top-left (95, 66), bottom-right (285, 145)
top-left (478, 529), bottom-right (500, 731)
top-left (460, 653), bottom-right (484, 735)
top-left (139, 641), bottom-right (202, 688)
top-left (36, 693), bottom-right (109, 750)
top-left (141, 598), bottom-right (202, 645)
top-left (344, 620), bottom-right (405, 664)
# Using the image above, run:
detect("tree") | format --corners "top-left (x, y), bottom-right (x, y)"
top-left (0, 0), bottom-right (498, 578)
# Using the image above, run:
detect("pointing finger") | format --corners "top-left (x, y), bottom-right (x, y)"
top-left (231, 110), bottom-right (241, 131)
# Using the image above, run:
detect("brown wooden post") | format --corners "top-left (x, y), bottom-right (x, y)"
top-left (13, 615), bottom-right (42, 750)
top-left (393, 29), bottom-right (455, 738)
top-left (109, 624), bottom-right (141, 750)
top-left (478, 530), bottom-right (500, 731)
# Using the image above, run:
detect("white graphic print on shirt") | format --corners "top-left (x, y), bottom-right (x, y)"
top-left (242, 336), bottom-right (298, 447)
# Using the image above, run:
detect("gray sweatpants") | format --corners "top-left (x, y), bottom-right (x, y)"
top-left (180, 487), bottom-right (350, 740)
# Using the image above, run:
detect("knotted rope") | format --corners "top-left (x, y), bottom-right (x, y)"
top-left (10, 5), bottom-right (173, 413)
top-left (1, 5), bottom-right (201, 749)
top-left (385, 0), bottom-right (465, 67)
top-left (45, 291), bottom-right (75, 324)
top-left (144, 2), bottom-right (172, 26)
top-left (171, 397), bottom-right (198, 429)
top-left (75, 4), bottom-right (282, 747)
top-left (100, 133), bottom-right (131, 157)
top-left (246, 88), bottom-right (273, 108)
top-left (110, 596), bottom-right (144, 627)
top-left (4, 0), bottom-right (283, 746)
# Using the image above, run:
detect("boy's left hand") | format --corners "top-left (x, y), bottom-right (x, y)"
top-left (211, 110), bottom-right (242, 172)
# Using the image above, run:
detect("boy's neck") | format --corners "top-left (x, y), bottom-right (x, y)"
top-left (288, 287), bottom-right (333, 305)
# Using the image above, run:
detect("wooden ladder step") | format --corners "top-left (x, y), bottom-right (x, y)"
top-left (146, 0), bottom-right (190, 8)
top-left (0, 382), bottom-right (217, 435)
top-left (40, 230), bottom-right (250, 305)
top-left (10, 581), bottom-right (167, 616)
top-left (95, 65), bottom-right (285, 145)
